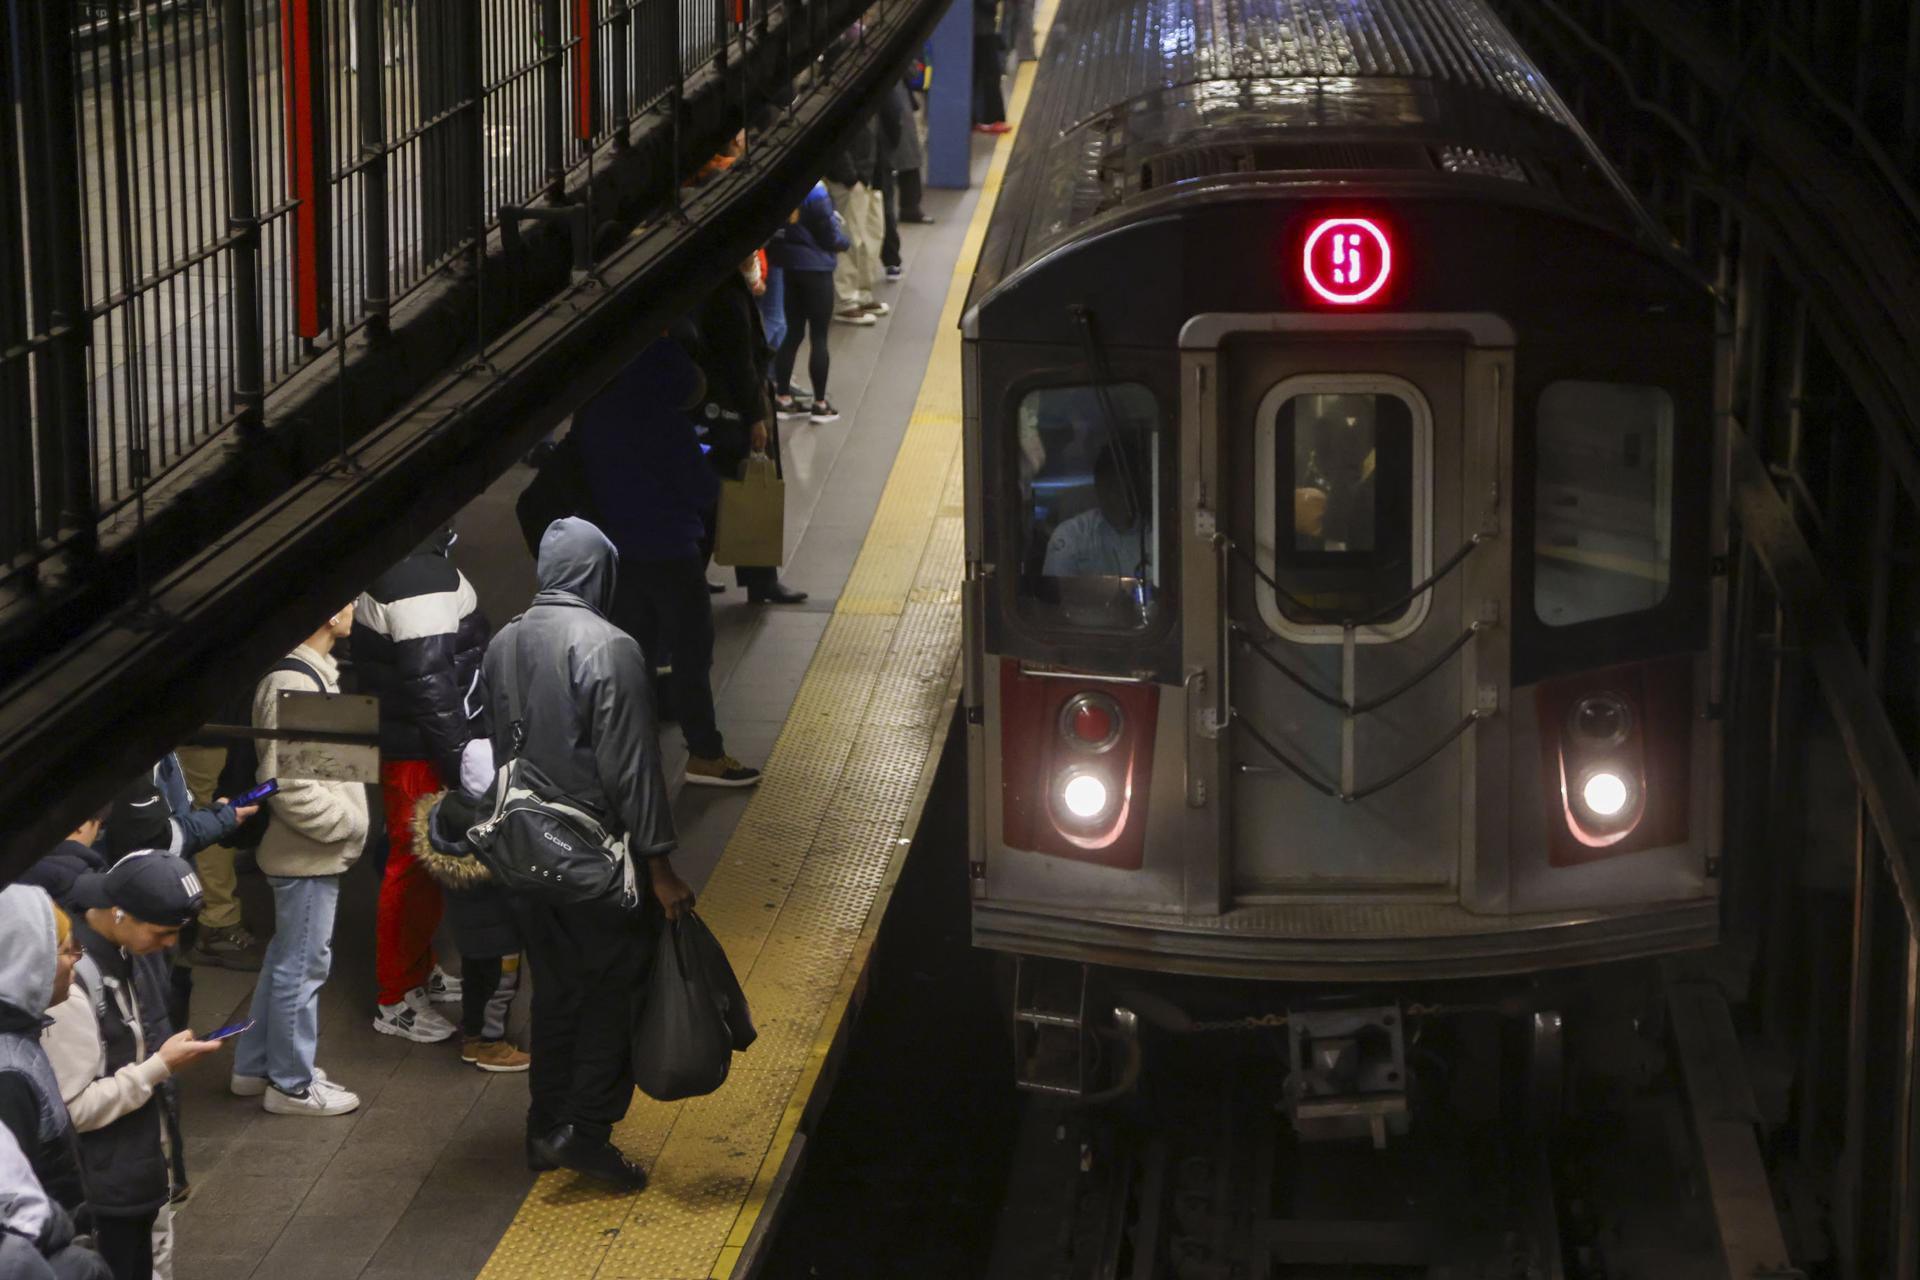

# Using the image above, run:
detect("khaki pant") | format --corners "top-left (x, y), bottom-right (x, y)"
top-left (826, 180), bottom-right (884, 309)
top-left (174, 744), bottom-right (243, 929)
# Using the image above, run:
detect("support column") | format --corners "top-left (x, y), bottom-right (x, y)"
top-left (925, 0), bottom-right (972, 189)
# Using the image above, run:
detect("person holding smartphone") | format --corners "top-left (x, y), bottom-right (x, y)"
top-left (42, 853), bottom-right (222, 1280)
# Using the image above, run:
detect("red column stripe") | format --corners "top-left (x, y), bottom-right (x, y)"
top-left (575, 0), bottom-right (595, 141)
top-left (282, 0), bottom-right (321, 338)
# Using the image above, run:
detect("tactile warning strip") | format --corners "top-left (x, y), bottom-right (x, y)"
top-left (478, 34), bottom-right (1054, 1280)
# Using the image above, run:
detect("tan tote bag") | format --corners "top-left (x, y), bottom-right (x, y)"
top-left (714, 452), bottom-right (785, 567)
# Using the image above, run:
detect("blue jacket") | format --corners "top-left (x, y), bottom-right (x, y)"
top-left (766, 183), bottom-right (849, 273)
top-left (574, 341), bottom-right (720, 563)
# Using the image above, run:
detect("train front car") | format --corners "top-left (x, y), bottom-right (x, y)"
top-left (961, 0), bottom-right (1722, 1105)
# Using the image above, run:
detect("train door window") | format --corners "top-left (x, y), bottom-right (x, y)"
top-left (1253, 375), bottom-right (1432, 643)
top-left (1534, 381), bottom-right (1674, 626)
top-left (1013, 383), bottom-right (1164, 633)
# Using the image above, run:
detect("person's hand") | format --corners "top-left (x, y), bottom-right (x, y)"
top-left (217, 797), bottom-right (260, 824)
top-left (649, 858), bottom-right (695, 921)
top-left (1293, 487), bottom-right (1328, 538)
top-left (157, 1030), bottom-right (224, 1074)
top-left (749, 420), bottom-right (769, 452)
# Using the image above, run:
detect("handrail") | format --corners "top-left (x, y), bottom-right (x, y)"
top-left (1220, 532), bottom-right (1485, 629)
top-left (1230, 619), bottom-right (1485, 716)
top-left (1233, 705), bottom-right (1487, 804)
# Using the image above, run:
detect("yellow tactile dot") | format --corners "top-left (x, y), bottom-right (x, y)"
top-left (480, 19), bottom-right (1055, 1273)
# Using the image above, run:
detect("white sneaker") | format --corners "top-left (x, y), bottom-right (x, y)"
top-left (427, 965), bottom-right (463, 1003)
top-left (263, 1078), bottom-right (360, 1117)
top-left (231, 1066), bottom-right (327, 1098)
top-left (373, 988), bottom-right (456, 1043)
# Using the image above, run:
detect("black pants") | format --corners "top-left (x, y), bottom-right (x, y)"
top-left (973, 33), bottom-right (1006, 124)
top-left (510, 897), bottom-right (657, 1145)
top-left (617, 557), bottom-right (724, 760)
top-left (91, 1213), bottom-right (155, 1280)
top-left (774, 268), bottom-right (835, 401)
top-left (897, 168), bottom-right (925, 220)
top-left (880, 165), bottom-right (901, 271)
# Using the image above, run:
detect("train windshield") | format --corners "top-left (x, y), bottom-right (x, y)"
top-left (1013, 383), bottom-right (1163, 632)
top-left (1534, 381), bottom-right (1674, 626)
top-left (1267, 389), bottom-right (1418, 629)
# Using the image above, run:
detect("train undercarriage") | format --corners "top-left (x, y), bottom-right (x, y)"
top-left (992, 957), bottom-right (1793, 1280)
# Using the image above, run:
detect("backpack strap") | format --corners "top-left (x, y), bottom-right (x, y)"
top-left (501, 618), bottom-right (527, 760)
top-left (268, 657), bottom-right (325, 692)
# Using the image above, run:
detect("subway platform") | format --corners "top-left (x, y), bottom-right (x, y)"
top-left (164, 79), bottom-right (1034, 1277)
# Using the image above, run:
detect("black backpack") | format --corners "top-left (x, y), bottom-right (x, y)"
top-left (515, 435), bottom-right (597, 559)
top-left (219, 657), bottom-right (324, 851)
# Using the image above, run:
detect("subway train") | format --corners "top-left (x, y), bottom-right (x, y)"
top-left (959, 0), bottom-right (1723, 1110)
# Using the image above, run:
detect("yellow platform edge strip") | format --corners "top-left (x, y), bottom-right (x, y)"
top-left (479, 39), bottom-right (1050, 1280)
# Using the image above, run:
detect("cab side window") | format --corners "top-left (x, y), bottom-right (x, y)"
top-left (1533, 381), bottom-right (1674, 627)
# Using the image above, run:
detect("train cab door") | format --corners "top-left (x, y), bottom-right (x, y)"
top-left (1182, 317), bottom-right (1514, 910)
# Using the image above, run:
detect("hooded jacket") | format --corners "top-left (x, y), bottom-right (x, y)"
top-left (412, 791), bottom-right (519, 960)
top-left (481, 519), bottom-right (678, 859)
top-left (767, 183), bottom-right (850, 274)
top-left (0, 1123), bottom-right (107, 1280)
top-left (352, 530), bottom-right (493, 781)
top-left (253, 644), bottom-right (371, 878)
top-left (884, 81), bottom-right (922, 172)
top-left (14, 845), bottom-right (106, 914)
top-left (0, 887), bottom-right (83, 1218)
top-left (574, 342), bottom-right (721, 564)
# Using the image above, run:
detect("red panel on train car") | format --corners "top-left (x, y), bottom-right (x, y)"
top-left (1535, 656), bottom-right (1692, 866)
top-left (1301, 217), bottom-right (1393, 305)
top-left (1000, 658), bottom-right (1158, 870)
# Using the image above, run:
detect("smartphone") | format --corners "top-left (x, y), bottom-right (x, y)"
top-left (232, 779), bottom-right (278, 807)
top-left (201, 1020), bottom-right (253, 1043)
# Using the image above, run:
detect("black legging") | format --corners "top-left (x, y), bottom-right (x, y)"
top-left (775, 268), bottom-right (835, 400)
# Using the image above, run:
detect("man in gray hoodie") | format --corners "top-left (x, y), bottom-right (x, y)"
top-left (483, 518), bottom-right (694, 1189)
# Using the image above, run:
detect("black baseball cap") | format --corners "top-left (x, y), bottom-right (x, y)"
top-left (70, 851), bottom-right (204, 928)
top-left (101, 781), bottom-right (176, 861)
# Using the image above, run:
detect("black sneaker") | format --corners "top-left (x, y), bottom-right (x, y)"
top-left (775, 393), bottom-right (811, 419)
top-left (809, 397), bottom-right (840, 424)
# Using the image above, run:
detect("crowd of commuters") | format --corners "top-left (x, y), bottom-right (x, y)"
top-left (0, 19), bottom-right (1029, 1279)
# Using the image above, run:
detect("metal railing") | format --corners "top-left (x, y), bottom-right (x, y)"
top-left (1, 0), bottom-right (775, 590)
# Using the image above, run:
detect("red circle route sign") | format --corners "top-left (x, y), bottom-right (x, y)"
top-left (1302, 217), bottom-right (1392, 305)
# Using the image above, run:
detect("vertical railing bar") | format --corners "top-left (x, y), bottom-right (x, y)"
top-left (103, 6), bottom-right (153, 599)
top-left (355, 0), bottom-right (390, 336)
top-left (223, 0), bottom-right (264, 431)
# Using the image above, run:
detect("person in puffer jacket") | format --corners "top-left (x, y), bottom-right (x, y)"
top-left (0, 1123), bottom-right (110, 1280)
top-left (352, 529), bottom-right (493, 1047)
top-left (410, 792), bottom-right (529, 1074)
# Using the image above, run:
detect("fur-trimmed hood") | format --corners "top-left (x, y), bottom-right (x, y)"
top-left (411, 791), bottom-right (494, 890)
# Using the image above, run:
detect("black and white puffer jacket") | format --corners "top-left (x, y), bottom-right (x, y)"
top-left (352, 531), bottom-right (492, 782)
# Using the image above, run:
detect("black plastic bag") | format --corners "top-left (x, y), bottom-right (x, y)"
top-left (632, 913), bottom-right (757, 1101)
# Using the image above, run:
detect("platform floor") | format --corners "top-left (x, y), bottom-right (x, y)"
top-left (168, 123), bottom-right (1010, 1280)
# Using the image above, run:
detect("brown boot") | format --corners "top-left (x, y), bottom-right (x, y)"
top-left (461, 1037), bottom-right (530, 1073)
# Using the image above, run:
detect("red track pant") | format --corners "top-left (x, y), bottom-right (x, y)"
top-left (376, 759), bottom-right (445, 1007)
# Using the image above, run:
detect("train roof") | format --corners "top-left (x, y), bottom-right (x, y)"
top-left (968, 0), bottom-right (1652, 316)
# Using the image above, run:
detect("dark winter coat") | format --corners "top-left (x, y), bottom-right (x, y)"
top-left (824, 116), bottom-right (879, 188)
top-left (884, 82), bottom-right (922, 172)
top-left (0, 888), bottom-right (84, 1220)
top-left (574, 342), bottom-right (719, 564)
top-left (14, 845), bottom-right (106, 915)
top-left (412, 792), bottom-right (519, 960)
top-left (480, 519), bottom-right (678, 857)
top-left (54, 920), bottom-right (173, 1219)
top-left (352, 530), bottom-right (493, 782)
top-left (766, 183), bottom-right (849, 274)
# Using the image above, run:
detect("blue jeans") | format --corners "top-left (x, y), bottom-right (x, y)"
top-left (759, 265), bottom-right (788, 353)
top-left (233, 874), bottom-right (339, 1093)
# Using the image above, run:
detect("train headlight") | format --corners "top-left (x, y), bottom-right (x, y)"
top-left (1058, 770), bottom-right (1112, 823)
top-left (1580, 770), bottom-right (1630, 818)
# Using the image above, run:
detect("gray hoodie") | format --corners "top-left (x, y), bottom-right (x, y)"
top-left (482, 518), bottom-right (677, 856)
top-left (0, 888), bottom-right (55, 1023)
